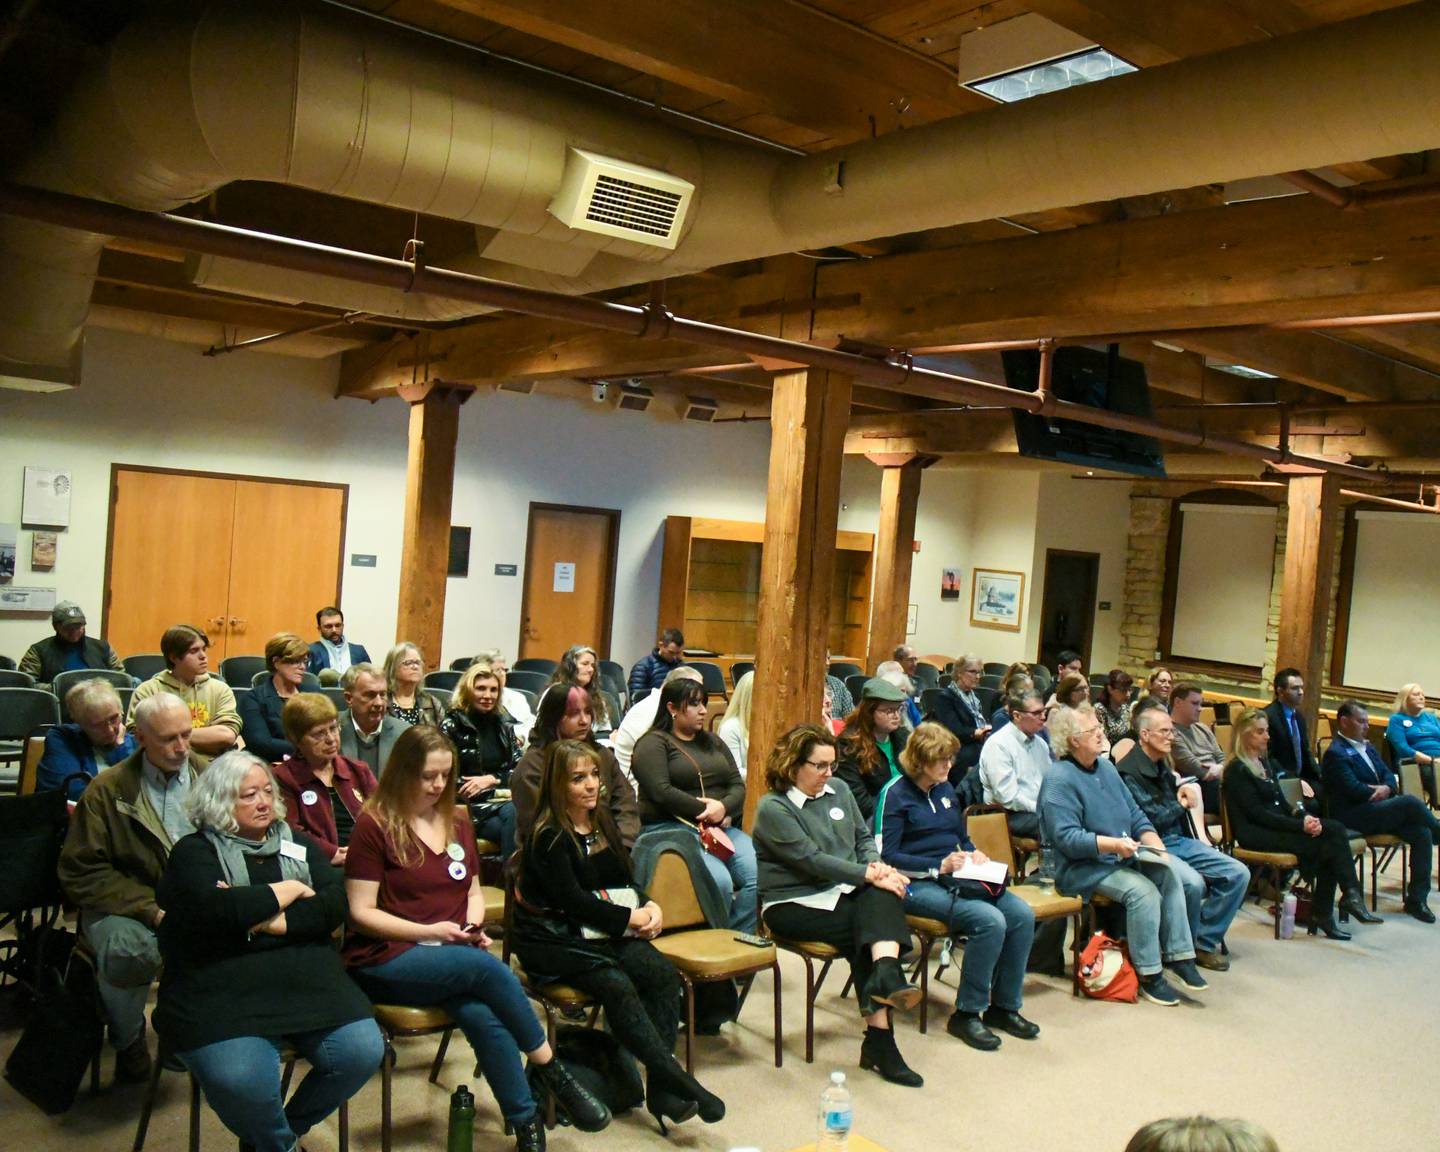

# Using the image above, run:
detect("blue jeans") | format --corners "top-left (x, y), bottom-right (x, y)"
top-left (904, 881), bottom-right (1035, 1014)
top-left (640, 822), bottom-right (758, 931)
top-left (1163, 835), bottom-right (1250, 953)
top-left (179, 1019), bottom-right (383, 1152)
top-left (1093, 857), bottom-right (1195, 977)
top-left (352, 944), bottom-right (545, 1123)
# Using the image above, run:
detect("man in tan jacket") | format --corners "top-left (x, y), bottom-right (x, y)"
top-left (59, 693), bottom-right (202, 1082)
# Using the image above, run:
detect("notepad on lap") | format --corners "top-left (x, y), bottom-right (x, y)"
top-left (956, 858), bottom-right (1009, 885)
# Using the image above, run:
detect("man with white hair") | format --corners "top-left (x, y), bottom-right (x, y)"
top-left (38, 678), bottom-right (137, 799)
top-left (1039, 703), bottom-right (1205, 1007)
top-left (611, 665), bottom-right (704, 786)
top-left (58, 693), bottom-right (201, 1082)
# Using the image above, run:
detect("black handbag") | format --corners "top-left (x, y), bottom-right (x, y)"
top-left (4, 943), bottom-right (102, 1114)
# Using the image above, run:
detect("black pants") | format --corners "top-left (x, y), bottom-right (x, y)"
top-left (1345, 794), bottom-right (1439, 903)
top-left (763, 886), bottom-right (910, 1016)
top-left (1247, 818), bottom-right (1358, 918)
top-left (564, 940), bottom-right (681, 1080)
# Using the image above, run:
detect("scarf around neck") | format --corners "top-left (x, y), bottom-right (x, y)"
top-left (203, 820), bottom-right (312, 888)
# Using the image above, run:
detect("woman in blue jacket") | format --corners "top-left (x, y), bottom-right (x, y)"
top-left (878, 722), bottom-right (1036, 1053)
top-left (1387, 682), bottom-right (1440, 801)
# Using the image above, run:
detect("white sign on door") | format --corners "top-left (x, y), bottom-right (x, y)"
top-left (553, 562), bottom-right (576, 593)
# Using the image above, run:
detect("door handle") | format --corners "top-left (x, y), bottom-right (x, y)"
top-left (229, 617), bottom-right (247, 632)
top-left (209, 616), bottom-right (225, 631)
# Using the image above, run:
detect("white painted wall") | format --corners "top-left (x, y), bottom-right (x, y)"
top-left (1, 327), bottom-right (1131, 679)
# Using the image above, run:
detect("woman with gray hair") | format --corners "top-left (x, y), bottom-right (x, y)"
top-left (153, 750), bottom-right (382, 1152)
top-left (384, 641), bottom-right (446, 727)
top-left (37, 677), bottom-right (137, 798)
top-left (928, 653), bottom-right (992, 779)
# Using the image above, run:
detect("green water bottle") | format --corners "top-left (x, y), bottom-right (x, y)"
top-left (447, 1084), bottom-right (475, 1152)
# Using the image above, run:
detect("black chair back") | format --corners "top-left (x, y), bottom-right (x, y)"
top-left (0, 688), bottom-right (60, 742)
top-left (52, 668), bottom-right (133, 720)
top-left (506, 669), bottom-right (550, 696)
top-left (976, 686), bottom-right (999, 715)
top-left (920, 687), bottom-right (947, 720)
top-left (123, 654), bottom-right (167, 681)
top-left (913, 663), bottom-right (940, 690)
top-left (982, 662), bottom-right (1007, 676)
top-left (978, 674), bottom-right (1003, 691)
top-left (424, 687), bottom-right (452, 712)
top-left (449, 656), bottom-right (476, 671)
top-left (828, 661), bottom-right (864, 682)
top-left (424, 670), bottom-right (462, 693)
top-left (730, 661), bottom-right (755, 687)
top-left (844, 674), bottom-right (869, 705)
top-left (513, 658), bottom-right (558, 676)
top-left (686, 661), bottom-right (728, 697)
top-left (251, 670), bottom-right (321, 691)
top-left (0, 670), bottom-right (36, 689)
top-left (321, 686), bottom-right (348, 711)
top-left (220, 655), bottom-right (267, 687)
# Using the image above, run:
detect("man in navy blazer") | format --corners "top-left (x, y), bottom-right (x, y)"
top-left (1263, 668), bottom-right (1320, 789)
top-left (307, 606), bottom-right (371, 676)
top-left (1321, 699), bottom-right (1440, 922)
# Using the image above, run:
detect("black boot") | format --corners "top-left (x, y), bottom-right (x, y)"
top-left (1338, 889), bottom-right (1382, 924)
top-left (858, 1026), bottom-right (923, 1087)
top-left (513, 1117), bottom-right (546, 1152)
top-left (650, 1056), bottom-right (725, 1124)
top-left (528, 1058), bottom-right (611, 1133)
top-left (1307, 915), bottom-right (1352, 941)
top-left (645, 1085), bottom-right (698, 1136)
top-left (863, 957), bottom-right (921, 1012)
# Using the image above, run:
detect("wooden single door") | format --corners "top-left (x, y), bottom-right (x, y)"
top-left (226, 481), bottom-right (346, 654)
top-left (1037, 549), bottom-right (1099, 673)
top-left (106, 470), bottom-right (237, 660)
top-left (518, 505), bottom-right (619, 660)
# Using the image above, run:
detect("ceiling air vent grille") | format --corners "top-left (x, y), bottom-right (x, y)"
top-left (549, 148), bottom-right (694, 250)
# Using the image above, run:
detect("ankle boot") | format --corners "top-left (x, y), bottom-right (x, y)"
top-left (863, 957), bottom-right (922, 1012)
top-left (651, 1056), bottom-right (725, 1123)
top-left (1338, 888), bottom-right (1383, 924)
top-left (528, 1058), bottom-right (611, 1133)
top-left (512, 1117), bottom-right (546, 1152)
top-left (645, 1084), bottom-right (698, 1135)
top-left (858, 1026), bottom-right (923, 1088)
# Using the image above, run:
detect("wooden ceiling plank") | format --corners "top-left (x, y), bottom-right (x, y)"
top-left (1025, 0), bottom-right (1315, 65)
top-left (431, 0), bottom-right (988, 140)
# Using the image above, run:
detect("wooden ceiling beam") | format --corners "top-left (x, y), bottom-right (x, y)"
top-left (433, 0), bottom-right (988, 141)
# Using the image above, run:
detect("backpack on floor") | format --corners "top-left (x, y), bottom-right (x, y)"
top-left (1076, 931), bottom-right (1138, 1003)
top-left (532, 1025), bottom-right (645, 1118)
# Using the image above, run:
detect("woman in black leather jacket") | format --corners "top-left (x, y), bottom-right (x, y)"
top-left (440, 662), bottom-right (521, 856)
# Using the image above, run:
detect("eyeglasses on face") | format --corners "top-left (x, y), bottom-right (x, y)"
top-left (801, 760), bottom-right (835, 772)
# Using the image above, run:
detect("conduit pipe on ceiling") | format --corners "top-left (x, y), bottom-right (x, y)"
top-left (0, 181), bottom-right (1382, 486)
top-left (8, 1), bottom-right (1440, 386)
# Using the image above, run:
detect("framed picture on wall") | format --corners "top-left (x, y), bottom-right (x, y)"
top-left (971, 567), bottom-right (1025, 632)
top-left (940, 567), bottom-right (961, 600)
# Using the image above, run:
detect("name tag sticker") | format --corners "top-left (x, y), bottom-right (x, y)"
top-left (279, 840), bottom-right (308, 862)
top-left (301, 790), bottom-right (318, 806)
top-left (829, 807), bottom-right (845, 821)
top-left (941, 797), bottom-right (952, 808)
top-left (1403, 719), bottom-right (1413, 728)
top-left (448, 860), bottom-right (468, 881)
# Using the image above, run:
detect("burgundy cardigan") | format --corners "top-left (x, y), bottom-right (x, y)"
top-left (274, 754), bottom-right (378, 861)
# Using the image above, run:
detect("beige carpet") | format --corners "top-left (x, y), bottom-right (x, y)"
top-left (3, 860), bottom-right (1435, 1152)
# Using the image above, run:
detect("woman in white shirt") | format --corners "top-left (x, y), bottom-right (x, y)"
top-left (717, 671), bottom-right (754, 781)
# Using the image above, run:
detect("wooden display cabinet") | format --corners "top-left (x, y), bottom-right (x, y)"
top-left (658, 516), bottom-right (874, 669)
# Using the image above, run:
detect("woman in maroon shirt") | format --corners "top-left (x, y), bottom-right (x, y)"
top-left (343, 725), bottom-right (609, 1152)
top-left (275, 694), bottom-right (377, 866)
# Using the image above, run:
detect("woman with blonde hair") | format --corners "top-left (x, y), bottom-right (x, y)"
top-left (384, 642), bottom-right (444, 727)
top-left (1223, 706), bottom-right (1376, 938)
top-left (1386, 681), bottom-right (1440, 801)
top-left (344, 725), bottom-right (609, 1152)
top-left (546, 644), bottom-right (613, 735)
top-left (1124, 1115), bottom-right (1279, 1152)
top-left (440, 662), bottom-right (521, 856)
top-left (717, 670), bottom-right (754, 779)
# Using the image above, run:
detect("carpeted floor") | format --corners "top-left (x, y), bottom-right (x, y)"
top-left (3, 859), bottom-right (1435, 1152)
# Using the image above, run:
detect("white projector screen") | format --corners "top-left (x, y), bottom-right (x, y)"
top-left (1342, 510), bottom-right (1440, 692)
top-left (1170, 504), bottom-right (1277, 668)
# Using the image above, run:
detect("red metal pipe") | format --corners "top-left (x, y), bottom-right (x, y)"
top-left (0, 181), bottom-right (1381, 483)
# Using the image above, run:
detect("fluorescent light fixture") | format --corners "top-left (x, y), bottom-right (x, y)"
top-left (967, 47), bottom-right (1136, 103)
top-left (1210, 363), bottom-right (1279, 380)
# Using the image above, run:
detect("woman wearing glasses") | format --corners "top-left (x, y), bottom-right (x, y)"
top-left (834, 678), bottom-right (911, 824)
top-left (275, 693), bottom-right (378, 867)
top-left (385, 642), bottom-right (445, 727)
top-left (927, 655), bottom-right (991, 777)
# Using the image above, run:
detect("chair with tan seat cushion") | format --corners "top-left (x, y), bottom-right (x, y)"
top-left (1220, 787), bottom-right (1302, 940)
top-left (761, 916), bottom-right (838, 1064)
top-left (371, 1004), bottom-right (456, 1152)
top-left (901, 913), bottom-right (950, 1034)
top-left (648, 848), bottom-right (782, 1072)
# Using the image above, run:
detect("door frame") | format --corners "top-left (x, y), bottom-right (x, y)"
top-left (1035, 547), bottom-right (1100, 672)
top-left (102, 463), bottom-right (349, 638)
top-left (517, 502), bottom-right (622, 660)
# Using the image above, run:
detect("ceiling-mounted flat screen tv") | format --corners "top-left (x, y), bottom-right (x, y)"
top-left (1003, 345), bottom-right (1167, 478)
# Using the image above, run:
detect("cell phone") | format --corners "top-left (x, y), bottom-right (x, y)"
top-left (733, 932), bottom-right (770, 948)
top-left (462, 922), bottom-right (479, 932)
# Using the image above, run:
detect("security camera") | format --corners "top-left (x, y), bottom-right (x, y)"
top-left (591, 381), bottom-right (609, 403)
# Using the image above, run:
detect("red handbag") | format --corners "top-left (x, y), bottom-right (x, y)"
top-left (673, 738), bottom-right (736, 861)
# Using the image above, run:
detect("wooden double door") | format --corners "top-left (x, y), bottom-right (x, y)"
top-left (104, 467), bottom-right (347, 661)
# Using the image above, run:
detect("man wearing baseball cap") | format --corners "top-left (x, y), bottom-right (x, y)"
top-left (18, 601), bottom-right (125, 687)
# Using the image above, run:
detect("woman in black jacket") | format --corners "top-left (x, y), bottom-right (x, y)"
top-left (237, 632), bottom-right (310, 762)
top-left (1223, 707), bottom-right (1377, 939)
top-left (154, 751), bottom-right (382, 1152)
top-left (835, 678), bottom-right (910, 825)
top-left (514, 739), bottom-right (723, 1134)
top-left (925, 655), bottom-right (990, 781)
top-left (440, 661), bottom-right (521, 856)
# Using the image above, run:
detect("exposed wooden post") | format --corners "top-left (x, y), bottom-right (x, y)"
top-left (746, 368), bottom-right (852, 826)
top-left (1275, 471), bottom-right (1340, 731)
top-left (865, 454), bottom-right (926, 675)
top-left (396, 387), bottom-right (464, 665)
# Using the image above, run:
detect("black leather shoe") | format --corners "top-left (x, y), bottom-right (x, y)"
top-left (859, 1027), bottom-right (924, 1086)
top-left (529, 1058), bottom-right (611, 1133)
top-left (864, 957), bottom-right (922, 1012)
top-left (1307, 916), bottom-right (1352, 941)
top-left (1338, 890), bottom-right (1383, 924)
top-left (945, 1012), bottom-right (1001, 1051)
top-left (982, 1008), bottom-right (1040, 1040)
top-left (1404, 901), bottom-right (1436, 924)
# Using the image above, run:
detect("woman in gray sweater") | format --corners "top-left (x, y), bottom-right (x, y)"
top-left (753, 724), bottom-right (924, 1087)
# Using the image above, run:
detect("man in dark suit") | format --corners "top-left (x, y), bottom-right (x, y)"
top-left (1263, 668), bottom-right (1320, 790)
top-left (338, 663), bottom-right (409, 776)
top-left (1321, 699), bottom-right (1440, 923)
top-left (307, 606), bottom-right (371, 676)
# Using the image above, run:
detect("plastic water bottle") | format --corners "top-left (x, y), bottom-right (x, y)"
top-left (1035, 840), bottom-right (1057, 890)
top-left (447, 1083), bottom-right (475, 1152)
top-left (817, 1070), bottom-right (852, 1152)
top-left (1279, 891), bottom-right (1297, 940)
